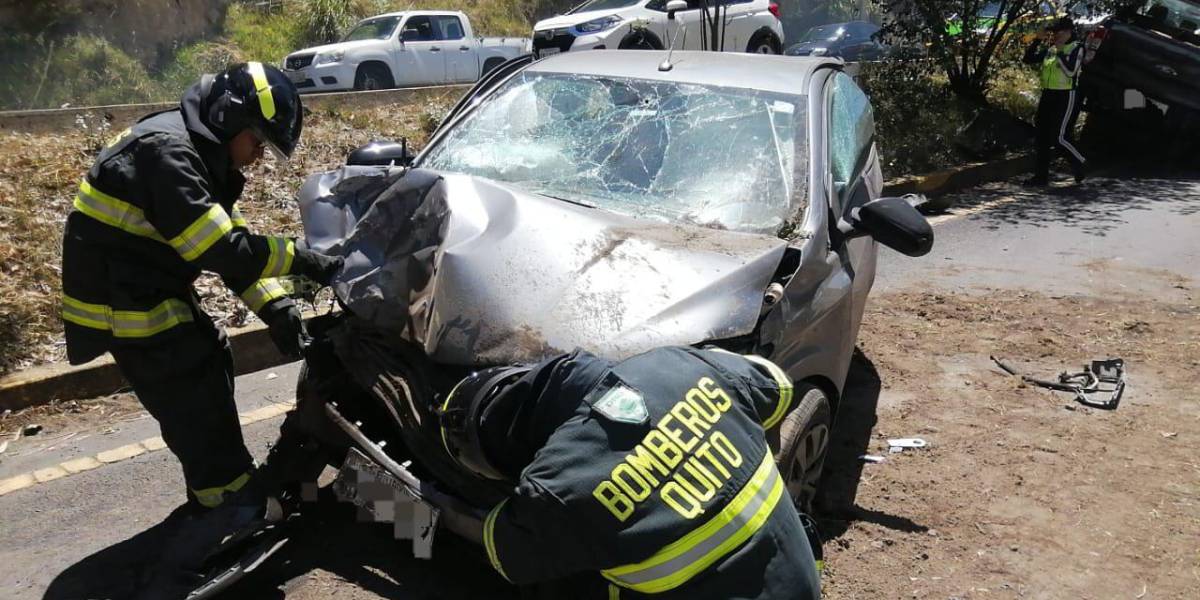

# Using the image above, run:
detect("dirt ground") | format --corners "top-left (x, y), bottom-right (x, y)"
top-left (818, 288), bottom-right (1199, 599)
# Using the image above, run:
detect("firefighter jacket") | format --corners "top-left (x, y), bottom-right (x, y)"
top-left (1024, 40), bottom-right (1082, 91)
top-left (61, 81), bottom-right (302, 364)
top-left (479, 346), bottom-right (821, 599)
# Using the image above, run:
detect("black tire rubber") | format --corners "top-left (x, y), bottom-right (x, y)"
top-left (618, 31), bottom-right (662, 50)
top-left (354, 63), bottom-right (394, 91)
top-left (746, 32), bottom-right (781, 54)
top-left (482, 57), bottom-right (505, 76)
top-left (773, 383), bottom-right (833, 515)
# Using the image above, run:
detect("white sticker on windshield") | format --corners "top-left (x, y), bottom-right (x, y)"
top-left (773, 100), bottom-right (795, 114)
top-left (630, 109), bottom-right (657, 117)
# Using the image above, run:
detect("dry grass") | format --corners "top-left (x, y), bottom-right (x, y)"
top-left (0, 97), bottom-right (453, 375)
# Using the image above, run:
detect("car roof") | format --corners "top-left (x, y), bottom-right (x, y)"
top-left (527, 50), bottom-right (839, 96)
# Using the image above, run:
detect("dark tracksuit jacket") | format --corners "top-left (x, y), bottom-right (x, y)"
top-left (1023, 39), bottom-right (1086, 179)
top-left (60, 81), bottom-right (305, 506)
top-left (477, 347), bottom-right (821, 599)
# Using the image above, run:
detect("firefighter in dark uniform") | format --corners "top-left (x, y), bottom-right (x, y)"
top-left (60, 63), bottom-right (341, 534)
top-left (1023, 16), bottom-right (1087, 186)
top-left (435, 346), bottom-right (822, 599)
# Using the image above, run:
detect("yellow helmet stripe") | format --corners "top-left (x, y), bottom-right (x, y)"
top-left (247, 61), bottom-right (277, 121)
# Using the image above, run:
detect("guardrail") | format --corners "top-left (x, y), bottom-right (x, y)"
top-left (0, 84), bottom-right (471, 135)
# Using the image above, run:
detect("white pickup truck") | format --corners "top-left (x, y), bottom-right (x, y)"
top-left (283, 11), bottom-right (530, 92)
top-left (532, 0), bottom-right (785, 56)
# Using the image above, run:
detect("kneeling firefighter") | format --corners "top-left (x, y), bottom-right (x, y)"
top-left (60, 62), bottom-right (342, 590)
top-left (435, 346), bottom-right (823, 599)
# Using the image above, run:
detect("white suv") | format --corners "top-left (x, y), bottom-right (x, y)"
top-left (532, 0), bottom-right (784, 56)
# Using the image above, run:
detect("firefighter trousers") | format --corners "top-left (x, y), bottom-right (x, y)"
top-left (1034, 88), bottom-right (1086, 180)
top-left (110, 317), bottom-right (254, 506)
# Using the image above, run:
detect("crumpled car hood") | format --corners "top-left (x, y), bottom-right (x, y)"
top-left (299, 167), bottom-right (787, 366)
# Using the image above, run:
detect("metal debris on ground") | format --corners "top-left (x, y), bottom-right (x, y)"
top-left (991, 356), bottom-right (1126, 410)
top-left (887, 438), bottom-right (928, 453)
top-left (265, 372), bottom-right (279, 381)
top-left (859, 454), bottom-right (886, 463)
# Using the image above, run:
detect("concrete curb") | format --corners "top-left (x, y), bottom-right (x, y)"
top-left (883, 154), bottom-right (1035, 203)
top-left (0, 318), bottom-right (300, 412)
top-left (0, 85), bottom-right (469, 135)
top-left (0, 153), bottom-right (1034, 412)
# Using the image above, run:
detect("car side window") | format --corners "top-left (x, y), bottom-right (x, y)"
top-left (402, 16), bottom-right (436, 41)
top-left (828, 72), bottom-right (874, 189)
top-left (436, 16), bottom-right (466, 40)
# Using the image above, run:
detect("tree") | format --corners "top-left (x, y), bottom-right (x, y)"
top-left (881, 0), bottom-right (1041, 102)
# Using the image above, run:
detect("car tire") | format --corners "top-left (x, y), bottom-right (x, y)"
top-left (619, 30), bottom-right (663, 50)
top-left (747, 32), bottom-right (781, 54)
top-left (354, 63), bottom-right (394, 91)
top-left (773, 383), bottom-right (833, 514)
top-left (482, 57), bottom-right (505, 76)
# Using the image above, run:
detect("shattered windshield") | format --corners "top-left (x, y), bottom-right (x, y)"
top-left (420, 72), bottom-right (806, 234)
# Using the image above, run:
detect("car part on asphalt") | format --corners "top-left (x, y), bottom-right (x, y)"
top-left (991, 356), bottom-right (1126, 410)
top-left (183, 521), bottom-right (291, 600)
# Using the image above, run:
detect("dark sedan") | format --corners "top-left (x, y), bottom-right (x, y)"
top-left (785, 21), bottom-right (887, 61)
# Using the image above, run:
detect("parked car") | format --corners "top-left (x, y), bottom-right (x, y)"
top-left (293, 50), bottom-right (932, 531)
top-left (282, 11), bottom-right (529, 92)
top-left (784, 21), bottom-right (887, 61)
top-left (530, 0), bottom-right (785, 56)
top-left (1080, 0), bottom-right (1200, 134)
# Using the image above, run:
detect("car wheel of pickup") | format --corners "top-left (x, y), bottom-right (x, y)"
top-left (354, 63), bottom-right (394, 91)
top-left (774, 383), bottom-right (832, 515)
top-left (747, 31), bottom-right (781, 54)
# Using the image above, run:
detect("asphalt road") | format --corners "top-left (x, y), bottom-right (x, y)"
top-left (1, 175), bottom-right (1197, 600)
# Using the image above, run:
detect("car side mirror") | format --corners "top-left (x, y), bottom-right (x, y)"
top-left (347, 139), bottom-right (414, 167)
top-left (667, 0), bottom-right (687, 19)
top-left (839, 196), bottom-right (934, 257)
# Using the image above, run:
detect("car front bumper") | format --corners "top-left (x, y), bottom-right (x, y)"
top-left (284, 62), bottom-right (357, 93)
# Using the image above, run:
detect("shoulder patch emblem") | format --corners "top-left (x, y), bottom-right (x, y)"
top-left (593, 383), bottom-right (649, 425)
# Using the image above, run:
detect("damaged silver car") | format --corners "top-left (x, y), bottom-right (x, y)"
top-left (294, 50), bottom-right (932, 559)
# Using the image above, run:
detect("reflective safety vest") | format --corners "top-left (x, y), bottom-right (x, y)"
top-left (61, 104), bottom-right (297, 364)
top-left (480, 347), bottom-right (821, 600)
top-left (1040, 41), bottom-right (1081, 91)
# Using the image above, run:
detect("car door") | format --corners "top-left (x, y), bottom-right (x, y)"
top-left (678, 0), bottom-right (709, 50)
top-left (436, 14), bottom-right (478, 83)
top-left (395, 15), bottom-right (447, 85)
top-left (720, 0), bottom-right (757, 50)
top-left (827, 70), bottom-right (880, 342)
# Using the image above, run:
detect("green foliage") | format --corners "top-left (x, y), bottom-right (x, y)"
top-left (226, 3), bottom-right (305, 66)
top-left (303, 0), bottom-right (360, 45)
top-left (158, 41), bottom-right (245, 95)
top-left (0, 34), bottom-right (166, 110)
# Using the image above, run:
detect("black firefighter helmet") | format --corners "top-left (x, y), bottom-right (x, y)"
top-left (438, 365), bottom-right (532, 481)
top-left (204, 61), bottom-right (303, 159)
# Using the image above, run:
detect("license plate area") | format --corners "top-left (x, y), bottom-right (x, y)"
top-left (286, 70), bottom-right (307, 83)
top-left (333, 448), bottom-right (440, 558)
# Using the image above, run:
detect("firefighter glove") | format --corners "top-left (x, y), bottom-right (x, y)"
top-left (264, 303), bottom-right (309, 359)
top-left (293, 246), bottom-right (344, 287)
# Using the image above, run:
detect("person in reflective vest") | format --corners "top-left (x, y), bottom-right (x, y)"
top-left (59, 63), bottom-right (341, 542)
top-left (1022, 16), bottom-right (1087, 186)
top-left (434, 346), bottom-right (822, 599)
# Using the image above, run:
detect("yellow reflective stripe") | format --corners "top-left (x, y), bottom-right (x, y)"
top-left (742, 354), bottom-right (793, 429)
top-left (240, 278), bottom-right (289, 312)
top-left (169, 204), bottom-right (233, 262)
top-left (484, 499), bottom-right (511, 582)
top-left (230, 206), bottom-right (249, 229)
top-left (62, 294), bottom-right (194, 338)
top-left (248, 61), bottom-right (277, 120)
top-left (260, 237), bottom-right (296, 279)
top-left (815, 559), bottom-right (824, 573)
top-left (191, 471), bottom-right (252, 508)
top-left (608, 584), bottom-right (620, 600)
top-left (74, 181), bottom-right (165, 241)
top-left (602, 453), bottom-right (784, 593)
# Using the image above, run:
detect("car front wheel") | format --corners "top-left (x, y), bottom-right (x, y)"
top-left (354, 63), bottom-right (395, 91)
top-left (774, 383), bottom-right (833, 514)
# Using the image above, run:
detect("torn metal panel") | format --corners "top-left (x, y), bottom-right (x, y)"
top-left (299, 168), bottom-right (787, 366)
